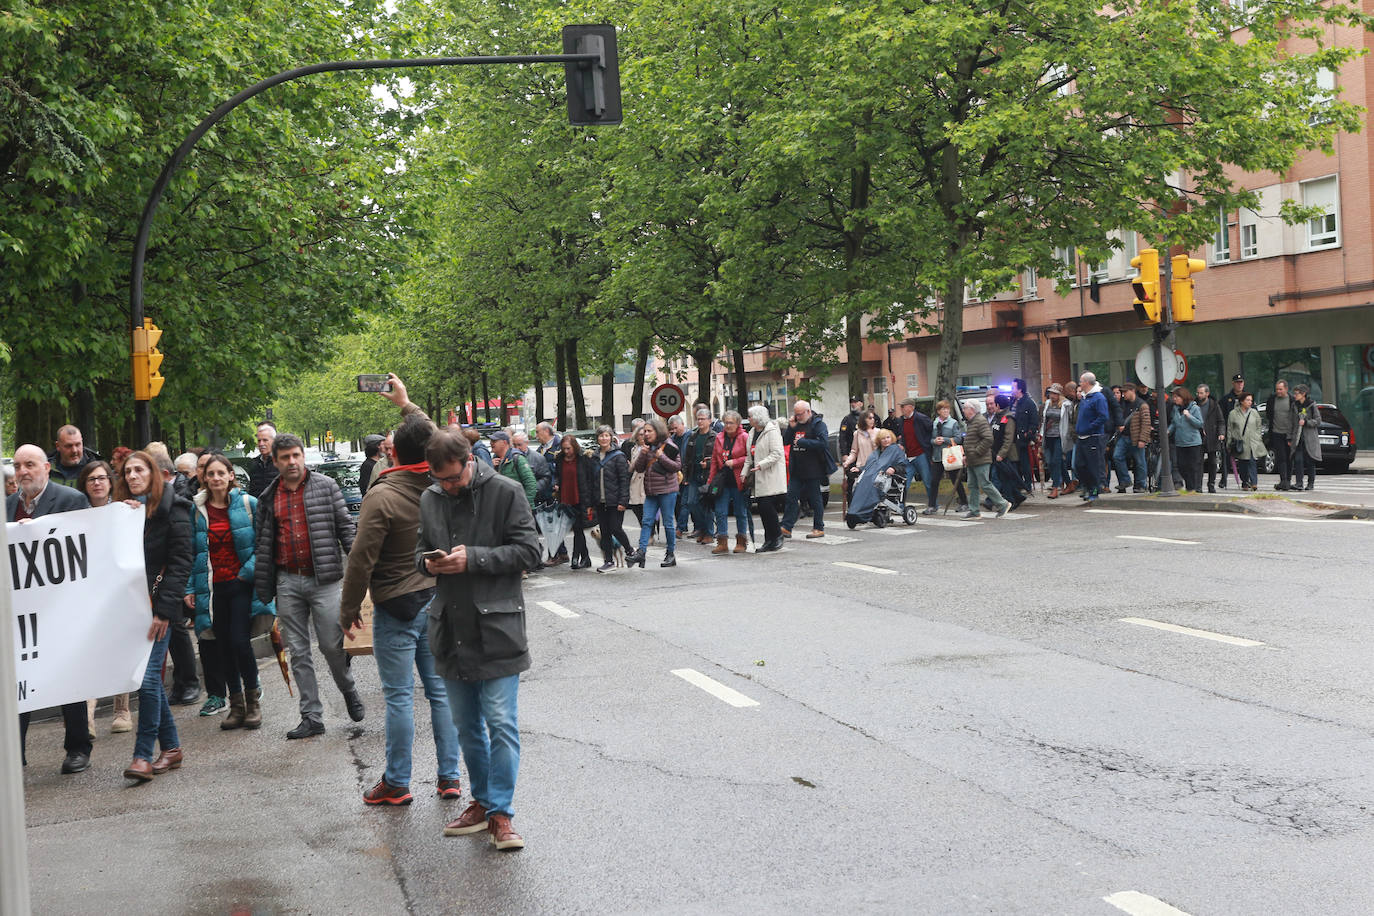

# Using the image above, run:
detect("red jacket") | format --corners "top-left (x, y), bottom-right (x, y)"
top-left (709, 428), bottom-right (749, 489)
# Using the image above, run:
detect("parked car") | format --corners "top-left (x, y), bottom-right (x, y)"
top-left (1256, 402), bottom-right (1356, 474)
top-left (314, 459), bottom-right (364, 516)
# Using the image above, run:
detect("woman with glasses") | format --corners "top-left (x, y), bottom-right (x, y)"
top-left (115, 450), bottom-right (193, 781)
top-left (76, 461), bottom-right (133, 735)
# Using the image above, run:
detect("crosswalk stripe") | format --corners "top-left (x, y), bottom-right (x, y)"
top-left (670, 669), bottom-right (760, 708)
top-left (536, 600), bottom-right (579, 619)
top-left (1120, 617), bottom-right (1264, 647)
top-left (832, 561), bottom-right (898, 575)
top-left (1103, 890), bottom-right (1193, 916)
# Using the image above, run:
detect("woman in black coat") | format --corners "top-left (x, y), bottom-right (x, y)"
top-left (552, 434), bottom-right (601, 570)
top-left (115, 450), bottom-right (193, 782)
top-left (590, 425), bottom-right (633, 572)
top-left (1196, 383), bottom-right (1228, 492)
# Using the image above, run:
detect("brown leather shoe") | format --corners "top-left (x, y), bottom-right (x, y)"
top-left (123, 757), bottom-right (155, 782)
top-left (733, 535), bottom-right (748, 554)
top-left (443, 801), bottom-right (489, 836)
top-left (696, 533), bottom-right (712, 545)
top-left (806, 529), bottom-right (825, 539)
top-left (151, 747), bottom-right (183, 775)
top-left (488, 814), bottom-right (525, 850)
top-left (711, 537), bottom-right (729, 555)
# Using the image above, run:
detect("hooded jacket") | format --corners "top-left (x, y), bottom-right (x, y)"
top-left (1076, 385), bottom-right (1109, 437)
top-left (415, 461), bottom-right (542, 681)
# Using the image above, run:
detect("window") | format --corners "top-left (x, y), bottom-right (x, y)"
top-left (1302, 176), bottom-right (1339, 249)
top-left (1054, 246), bottom-right (1076, 285)
top-left (1241, 221), bottom-right (1259, 259)
top-left (1212, 206), bottom-right (1232, 262)
top-left (1022, 267), bottom-right (1038, 299)
top-left (1123, 230), bottom-right (1139, 262)
top-left (1088, 260), bottom-right (1110, 283)
top-left (1310, 68), bottom-right (1335, 125)
top-left (871, 376), bottom-right (887, 394)
top-left (1240, 347), bottom-right (1323, 405)
top-left (1185, 353), bottom-right (1223, 400)
top-left (905, 373), bottom-right (920, 395)
top-left (1334, 343), bottom-right (1374, 454)
top-left (957, 374), bottom-right (991, 388)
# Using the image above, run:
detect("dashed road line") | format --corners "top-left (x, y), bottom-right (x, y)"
top-left (524, 578), bottom-right (555, 589)
top-left (1120, 617), bottom-right (1264, 647)
top-left (916, 517), bottom-right (982, 528)
top-left (832, 561), bottom-right (898, 575)
top-left (670, 668), bottom-right (760, 708)
top-left (795, 533), bottom-right (861, 545)
top-left (1103, 890), bottom-right (1193, 916)
top-left (1116, 535), bottom-right (1200, 545)
top-left (536, 600), bottom-right (579, 619)
top-left (869, 527), bottom-right (921, 536)
top-left (996, 512), bottom-right (1038, 520)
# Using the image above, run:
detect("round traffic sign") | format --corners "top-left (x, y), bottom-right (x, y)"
top-left (1363, 343), bottom-right (1374, 371)
top-left (650, 383), bottom-right (685, 418)
top-left (1172, 350), bottom-right (1188, 385)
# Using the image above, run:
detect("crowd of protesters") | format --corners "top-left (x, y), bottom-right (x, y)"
top-left (8, 367), bottom-right (1323, 852)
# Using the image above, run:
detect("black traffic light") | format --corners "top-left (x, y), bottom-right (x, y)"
top-left (563, 24), bottom-right (622, 125)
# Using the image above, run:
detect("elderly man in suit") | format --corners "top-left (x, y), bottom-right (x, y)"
top-left (7, 443), bottom-right (92, 773)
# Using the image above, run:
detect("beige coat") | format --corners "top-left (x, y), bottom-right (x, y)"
top-left (742, 421), bottom-right (786, 498)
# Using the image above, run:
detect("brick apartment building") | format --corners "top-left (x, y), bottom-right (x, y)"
top-left (729, 20), bottom-right (1374, 450)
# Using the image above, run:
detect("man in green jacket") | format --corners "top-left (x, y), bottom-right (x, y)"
top-left (490, 431), bottom-right (536, 504)
top-left (418, 429), bottom-right (542, 850)
top-left (959, 402), bottom-right (1010, 519)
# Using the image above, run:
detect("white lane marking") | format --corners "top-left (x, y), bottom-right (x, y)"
top-left (1103, 890), bottom-right (1193, 916)
top-left (1120, 617), bottom-right (1264, 647)
top-left (1116, 535), bottom-right (1200, 545)
top-left (997, 513), bottom-right (1038, 520)
top-left (917, 517), bottom-right (981, 528)
top-left (523, 579), bottom-right (554, 589)
top-left (670, 669), bottom-right (760, 708)
top-left (797, 533), bottom-right (860, 545)
top-left (832, 561), bottom-right (898, 575)
top-left (870, 527), bottom-right (920, 536)
top-left (1088, 508), bottom-right (1374, 526)
top-left (536, 600), bottom-right (579, 619)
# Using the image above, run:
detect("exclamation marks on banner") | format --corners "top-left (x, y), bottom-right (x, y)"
top-left (17, 612), bottom-right (37, 661)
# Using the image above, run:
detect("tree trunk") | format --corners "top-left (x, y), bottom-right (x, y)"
top-left (565, 339), bottom-right (588, 428)
top-left (554, 343), bottom-right (568, 429)
top-left (845, 315), bottom-right (863, 406)
top-left (529, 341), bottom-right (545, 423)
top-left (481, 371), bottom-right (492, 423)
top-left (732, 347), bottom-right (749, 415)
top-left (692, 346), bottom-right (713, 412)
top-left (935, 274), bottom-right (966, 403)
top-left (630, 337), bottom-right (652, 421)
top-left (600, 359), bottom-right (616, 427)
top-left (75, 387), bottom-right (96, 450)
top-left (844, 164), bottom-right (872, 406)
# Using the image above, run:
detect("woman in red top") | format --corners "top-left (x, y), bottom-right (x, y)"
top-left (551, 435), bottom-right (599, 570)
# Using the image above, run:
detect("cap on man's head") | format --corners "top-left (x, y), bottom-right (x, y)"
top-left (1232, 374), bottom-right (1244, 382)
top-left (850, 394), bottom-right (864, 404)
top-left (489, 431), bottom-right (511, 443)
top-left (899, 397), bottom-right (917, 408)
top-left (1048, 383), bottom-right (1064, 396)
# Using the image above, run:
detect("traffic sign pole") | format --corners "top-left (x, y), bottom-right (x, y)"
top-left (1155, 250), bottom-right (1178, 497)
top-left (0, 422), bottom-right (33, 916)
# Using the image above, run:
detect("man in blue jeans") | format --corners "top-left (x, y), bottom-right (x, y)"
top-left (883, 397), bottom-right (934, 505)
top-left (341, 375), bottom-right (462, 807)
top-left (417, 428), bottom-right (542, 851)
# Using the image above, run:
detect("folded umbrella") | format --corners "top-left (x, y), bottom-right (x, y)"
top-left (270, 620), bottom-right (293, 697)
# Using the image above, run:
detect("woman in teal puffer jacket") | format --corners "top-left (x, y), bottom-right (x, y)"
top-left (184, 454), bottom-right (276, 730)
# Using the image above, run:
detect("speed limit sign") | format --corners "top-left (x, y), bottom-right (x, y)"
top-left (650, 383), bottom-right (685, 418)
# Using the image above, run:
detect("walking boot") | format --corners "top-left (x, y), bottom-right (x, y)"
top-left (733, 535), bottom-right (748, 554)
top-left (221, 692), bottom-right (246, 730)
top-left (660, 552), bottom-right (676, 567)
top-left (243, 687), bottom-right (263, 730)
top-left (711, 536), bottom-right (730, 555)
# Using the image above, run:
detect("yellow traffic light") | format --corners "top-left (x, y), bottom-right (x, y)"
top-left (131, 319), bottom-right (165, 400)
top-left (1130, 248), bottom-right (1161, 324)
top-left (1171, 255), bottom-right (1206, 322)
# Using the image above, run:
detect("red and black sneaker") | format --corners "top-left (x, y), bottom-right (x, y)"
top-left (437, 778), bottom-right (463, 800)
top-left (363, 779), bottom-right (413, 806)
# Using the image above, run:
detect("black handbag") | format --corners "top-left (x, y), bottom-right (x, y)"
top-left (1231, 413), bottom-right (1251, 456)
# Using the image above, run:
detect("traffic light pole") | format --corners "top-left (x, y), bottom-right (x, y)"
top-left (1155, 253), bottom-right (1178, 497)
top-left (129, 48), bottom-right (603, 447)
top-left (0, 423), bottom-right (33, 916)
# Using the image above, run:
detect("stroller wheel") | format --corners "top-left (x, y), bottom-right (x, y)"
top-left (872, 507), bottom-right (888, 528)
top-left (902, 505), bottom-right (919, 526)
top-left (846, 517), bottom-right (859, 529)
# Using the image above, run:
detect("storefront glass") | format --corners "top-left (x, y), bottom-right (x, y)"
top-left (1186, 353), bottom-right (1223, 398)
top-left (1239, 347), bottom-right (1323, 403)
top-left (1333, 344), bottom-right (1374, 449)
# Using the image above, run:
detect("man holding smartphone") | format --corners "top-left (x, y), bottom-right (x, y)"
top-left (417, 428), bottom-right (542, 851)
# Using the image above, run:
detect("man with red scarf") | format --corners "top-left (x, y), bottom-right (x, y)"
top-left (340, 374), bottom-right (463, 807)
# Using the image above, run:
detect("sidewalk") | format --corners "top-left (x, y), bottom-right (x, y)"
top-left (1023, 484), bottom-right (1374, 520)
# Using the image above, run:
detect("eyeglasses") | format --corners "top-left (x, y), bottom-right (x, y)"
top-left (86, 475), bottom-right (110, 483)
top-left (429, 471), bottom-right (467, 484)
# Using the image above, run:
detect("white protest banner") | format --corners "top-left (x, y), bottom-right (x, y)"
top-left (9, 505), bottom-right (153, 714)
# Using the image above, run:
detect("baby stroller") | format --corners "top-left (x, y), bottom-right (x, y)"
top-left (845, 444), bottom-right (919, 528)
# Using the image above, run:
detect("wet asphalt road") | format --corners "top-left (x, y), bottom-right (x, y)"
top-left (19, 495), bottom-right (1374, 915)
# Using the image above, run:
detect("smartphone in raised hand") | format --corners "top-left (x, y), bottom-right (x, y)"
top-left (356, 374), bottom-right (393, 393)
